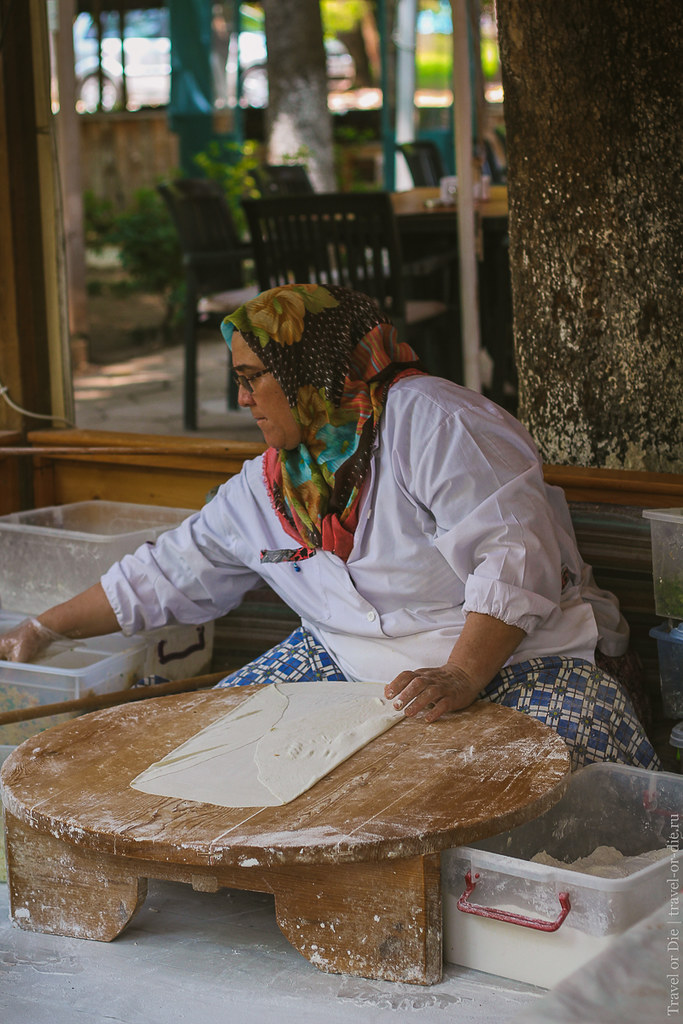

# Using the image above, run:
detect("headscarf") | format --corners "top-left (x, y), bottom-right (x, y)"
top-left (221, 284), bottom-right (425, 562)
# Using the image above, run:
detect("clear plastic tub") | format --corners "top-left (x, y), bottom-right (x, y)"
top-left (670, 721), bottom-right (683, 773)
top-left (0, 500), bottom-right (197, 614)
top-left (650, 621), bottom-right (683, 718)
top-left (0, 742), bottom-right (12, 880)
top-left (643, 508), bottom-right (683, 619)
top-left (0, 611), bottom-right (148, 748)
top-left (442, 763), bottom-right (679, 988)
top-left (0, 619), bottom-right (149, 883)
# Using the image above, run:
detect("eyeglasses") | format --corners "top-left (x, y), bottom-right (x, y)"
top-left (232, 368), bottom-right (271, 394)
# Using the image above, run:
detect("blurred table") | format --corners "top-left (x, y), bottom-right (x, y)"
top-left (390, 184), bottom-right (508, 223)
top-left (391, 187), bottom-right (516, 409)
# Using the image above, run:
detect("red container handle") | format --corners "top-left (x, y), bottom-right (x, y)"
top-left (456, 870), bottom-right (571, 932)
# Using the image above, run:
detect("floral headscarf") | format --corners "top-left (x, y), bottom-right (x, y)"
top-left (222, 284), bottom-right (425, 562)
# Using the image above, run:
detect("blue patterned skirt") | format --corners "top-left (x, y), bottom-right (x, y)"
top-left (215, 628), bottom-right (661, 772)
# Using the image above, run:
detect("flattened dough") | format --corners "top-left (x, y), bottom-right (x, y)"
top-left (130, 681), bottom-right (404, 808)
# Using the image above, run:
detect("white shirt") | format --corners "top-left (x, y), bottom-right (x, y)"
top-left (101, 377), bottom-right (628, 683)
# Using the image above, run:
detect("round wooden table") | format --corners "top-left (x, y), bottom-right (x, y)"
top-left (1, 686), bottom-right (570, 985)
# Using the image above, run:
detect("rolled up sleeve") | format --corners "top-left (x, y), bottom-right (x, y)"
top-left (418, 409), bottom-right (565, 636)
top-left (461, 576), bottom-right (557, 633)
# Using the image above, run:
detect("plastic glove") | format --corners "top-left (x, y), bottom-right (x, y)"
top-left (0, 617), bottom-right (65, 664)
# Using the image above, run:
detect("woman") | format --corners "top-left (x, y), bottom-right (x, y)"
top-left (0, 284), bottom-right (659, 771)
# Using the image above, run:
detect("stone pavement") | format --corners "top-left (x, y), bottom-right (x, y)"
top-left (73, 333), bottom-right (263, 441)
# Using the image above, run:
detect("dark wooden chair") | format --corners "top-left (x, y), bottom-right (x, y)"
top-left (252, 164), bottom-right (314, 196)
top-left (397, 141), bottom-right (445, 187)
top-left (478, 226), bottom-right (517, 412)
top-left (242, 191), bottom-right (461, 380)
top-left (483, 131), bottom-right (508, 185)
top-left (158, 179), bottom-right (258, 430)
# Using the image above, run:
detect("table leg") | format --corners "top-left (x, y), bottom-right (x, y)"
top-left (4, 810), bottom-right (442, 984)
top-left (4, 811), bottom-right (148, 941)
top-left (271, 852), bottom-right (442, 985)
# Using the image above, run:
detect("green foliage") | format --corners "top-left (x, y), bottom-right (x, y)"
top-left (279, 144), bottom-right (313, 167)
top-left (654, 578), bottom-right (683, 619)
top-left (481, 37), bottom-right (500, 80)
top-left (107, 187), bottom-right (184, 338)
top-left (333, 124), bottom-right (374, 145)
top-left (83, 190), bottom-right (118, 248)
top-left (240, 2), bottom-right (264, 32)
top-left (193, 139), bottom-right (261, 235)
top-left (108, 188), bottom-right (181, 294)
top-left (416, 38), bottom-right (452, 91)
top-left (321, 0), bottom-right (367, 35)
top-left (333, 124), bottom-right (379, 192)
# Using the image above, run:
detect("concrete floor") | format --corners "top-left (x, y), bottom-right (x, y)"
top-left (0, 872), bottom-right (674, 1024)
top-left (0, 878), bottom-right (545, 1024)
top-left (73, 332), bottom-right (263, 441)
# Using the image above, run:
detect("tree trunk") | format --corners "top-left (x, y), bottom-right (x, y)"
top-left (497, 0), bottom-right (683, 471)
top-left (262, 0), bottom-right (336, 191)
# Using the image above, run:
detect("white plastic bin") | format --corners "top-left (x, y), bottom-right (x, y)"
top-left (0, 610), bottom-right (149, 748)
top-left (670, 721), bottom-right (683, 773)
top-left (0, 500), bottom-right (198, 614)
top-left (442, 763), bottom-right (680, 988)
top-left (650, 621), bottom-right (683, 718)
top-left (0, 742), bottom-right (13, 880)
top-left (0, 617), bottom-right (149, 883)
top-left (0, 501), bottom-right (215, 679)
top-left (643, 508), bottom-right (683, 619)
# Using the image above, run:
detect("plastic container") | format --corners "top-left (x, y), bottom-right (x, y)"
top-left (0, 614), bottom-right (151, 881)
top-left (0, 610), bottom-right (148, 747)
top-left (441, 763), bottom-right (679, 989)
top-left (650, 622), bottom-right (683, 718)
top-left (0, 500), bottom-right (198, 614)
top-left (0, 501), bottom-right (215, 679)
top-left (137, 621), bottom-right (215, 681)
top-left (0, 743), bottom-right (12, 881)
top-left (671, 722), bottom-right (683, 773)
top-left (643, 508), bottom-right (683, 619)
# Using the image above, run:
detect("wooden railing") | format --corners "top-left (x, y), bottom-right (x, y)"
top-left (8, 429), bottom-right (682, 513)
top-left (20, 430), bottom-right (265, 511)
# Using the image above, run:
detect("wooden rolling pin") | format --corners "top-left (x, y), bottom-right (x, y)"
top-left (0, 669), bottom-right (238, 727)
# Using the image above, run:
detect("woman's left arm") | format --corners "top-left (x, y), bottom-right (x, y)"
top-left (384, 611), bottom-right (526, 722)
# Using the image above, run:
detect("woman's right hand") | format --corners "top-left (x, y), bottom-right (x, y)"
top-left (0, 617), bottom-right (63, 663)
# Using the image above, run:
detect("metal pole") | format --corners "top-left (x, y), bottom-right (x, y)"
top-left (377, 0), bottom-right (394, 191)
top-left (452, 0), bottom-right (481, 391)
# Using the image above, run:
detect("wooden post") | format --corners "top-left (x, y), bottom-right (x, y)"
top-left (54, 0), bottom-right (90, 371)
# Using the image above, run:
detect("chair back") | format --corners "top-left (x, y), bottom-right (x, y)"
top-left (397, 141), bottom-right (445, 187)
top-left (158, 178), bottom-right (246, 293)
top-left (253, 164), bottom-right (314, 196)
top-left (242, 192), bottom-right (406, 325)
top-left (483, 136), bottom-right (508, 185)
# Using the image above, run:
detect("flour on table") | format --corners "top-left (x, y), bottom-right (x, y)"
top-left (130, 681), bottom-right (404, 808)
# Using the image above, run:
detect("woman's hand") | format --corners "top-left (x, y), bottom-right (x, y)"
top-left (385, 664), bottom-right (483, 723)
top-left (0, 584), bottom-right (121, 664)
top-left (384, 612), bottom-right (527, 723)
top-left (0, 618), bottom-right (64, 663)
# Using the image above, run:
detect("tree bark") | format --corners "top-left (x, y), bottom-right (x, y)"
top-left (262, 0), bottom-right (336, 190)
top-left (497, 0), bottom-right (683, 471)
